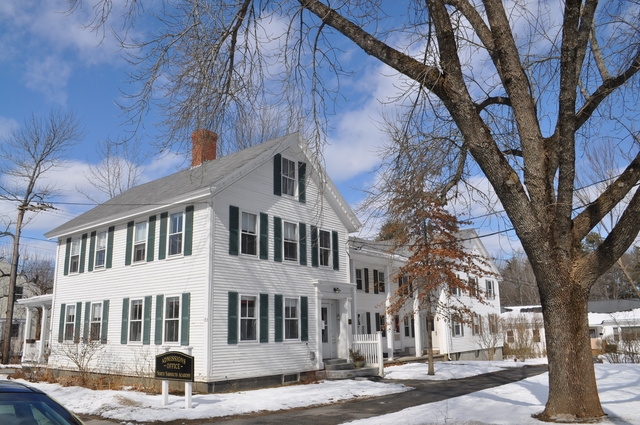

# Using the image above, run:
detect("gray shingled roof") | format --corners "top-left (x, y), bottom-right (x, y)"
top-left (45, 134), bottom-right (297, 238)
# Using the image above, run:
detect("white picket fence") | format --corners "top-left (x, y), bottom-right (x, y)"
top-left (352, 331), bottom-right (385, 377)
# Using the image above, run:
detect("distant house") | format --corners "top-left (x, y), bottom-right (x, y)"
top-left (500, 305), bottom-right (545, 359)
top-left (0, 259), bottom-right (35, 359)
top-left (588, 300), bottom-right (640, 358)
top-left (349, 229), bottom-right (504, 361)
top-left (40, 132), bottom-right (361, 390)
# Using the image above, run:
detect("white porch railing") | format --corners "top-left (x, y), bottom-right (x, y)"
top-left (352, 331), bottom-right (385, 377)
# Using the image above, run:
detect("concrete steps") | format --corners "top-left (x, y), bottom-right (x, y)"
top-left (322, 358), bottom-right (379, 380)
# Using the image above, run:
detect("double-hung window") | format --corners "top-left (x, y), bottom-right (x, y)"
top-left (133, 222), bottom-right (147, 262)
top-left (281, 157), bottom-right (296, 197)
top-left (69, 239), bottom-right (81, 273)
top-left (241, 212), bottom-right (257, 255)
top-left (355, 269), bottom-right (363, 290)
top-left (95, 230), bottom-right (107, 268)
top-left (129, 299), bottom-right (143, 342)
top-left (375, 271), bottom-right (386, 293)
top-left (452, 318), bottom-right (464, 337)
top-left (169, 212), bottom-right (183, 256)
top-left (64, 305), bottom-right (76, 341)
top-left (90, 302), bottom-right (102, 341)
top-left (468, 276), bottom-right (478, 297)
top-left (284, 298), bottom-right (299, 339)
top-left (472, 314), bottom-right (482, 335)
top-left (283, 222), bottom-right (297, 262)
top-left (240, 296), bottom-right (257, 341)
top-left (488, 314), bottom-right (499, 334)
top-left (319, 230), bottom-right (331, 266)
top-left (164, 296), bottom-right (180, 343)
top-left (485, 279), bottom-right (495, 299)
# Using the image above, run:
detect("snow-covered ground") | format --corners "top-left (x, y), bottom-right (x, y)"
top-left (9, 359), bottom-right (640, 424)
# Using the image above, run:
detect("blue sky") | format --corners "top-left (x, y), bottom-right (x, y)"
top-left (0, 0), bottom-right (520, 262)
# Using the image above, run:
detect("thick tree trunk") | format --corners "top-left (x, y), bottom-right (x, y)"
top-left (535, 279), bottom-right (605, 422)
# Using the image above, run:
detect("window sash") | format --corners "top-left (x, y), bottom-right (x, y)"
top-left (133, 222), bottom-right (147, 262)
top-left (281, 158), bottom-right (296, 196)
top-left (486, 280), bottom-right (495, 299)
top-left (64, 305), bottom-right (76, 341)
top-left (241, 212), bottom-right (257, 255)
top-left (284, 298), bottom-right (299, 339)
top-left (319, 230), bottom-right (331, 266)
top-left (240, 296), bottom-right (257, 341)
top-left (168, 213), bottom-right (183, 256)
top-left (94, 231), bottom-right (107, 268)
top-left (164, 296), bottom-right (180, 342)
top-left (90, 303), bottom-right (102, 341)
top-left (69, 239), bottom-right (81, 273)
top-left (284, 222), bottom-right (297, 261)
top-left (129, 299), bottom-right (143, 342)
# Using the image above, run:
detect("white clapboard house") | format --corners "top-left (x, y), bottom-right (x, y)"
top-left (349, 230), bottom-right (503, 361)
top-left (42, 131), bottom-right (361, 391)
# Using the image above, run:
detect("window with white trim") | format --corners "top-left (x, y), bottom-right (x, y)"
top-left (404, 316), bottom-right (411, 337)
top-left (90, 302), bottom-right (102, 341)
top-left (472, 314), bottom-right (482, 336)
top-left (468, 276), bottom-right (478, 297)
top-left (281, 157), bottom-right (296, 197)
top-left (284, 297), bottom-right (299, 339)
top-left (69, 239), bottom-right (81, 273)
top-left (284, 222), bottom-right (298, 262)
top-left (485, 279), bottom-right (496, 299)
top-left (129, 299), bottom-right (143, 342)
top-left (240, 295), bottom-right (257, 341)
top-left (133, 222), bottom-right (147, 262)
top-left (452, 318), bottom-right (464, 337)
top-left (241, 212), bottom-right (257, 255)
top-left (319, 229), bottom-right (331, 266)
top-left (95, 230), bottom-right (107, 268)
top-left (64, 305), bottom-right (76, 341)
top-left (164, 296), bottom-right (180, 343)
top-left (168, 212), bottom-right (183, 256)
top-left (488, 314), bottom-right (499, 334)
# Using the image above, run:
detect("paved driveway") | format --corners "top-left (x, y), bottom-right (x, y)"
top-left (80, 365), bottom-right (548, 425)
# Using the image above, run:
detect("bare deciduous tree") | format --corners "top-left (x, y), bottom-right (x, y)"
top-left (69, 0), bottom-right (640, 420)
top-left (0, 109), bottom-right (82, 363)
top-left (77, 137), bottom-right (146, 203)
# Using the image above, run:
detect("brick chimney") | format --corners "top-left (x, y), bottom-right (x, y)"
top-left (191, 129), bottom-right (218, 167)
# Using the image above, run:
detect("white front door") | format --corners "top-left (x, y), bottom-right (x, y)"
top-left (321, 301), bottom-right (338, 359)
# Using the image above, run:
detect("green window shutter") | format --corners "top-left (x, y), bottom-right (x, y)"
top-left (299, 223), bottom-right (307, 266)
top-left (88, 231), bottom-right (96, 272)
top-left (74, 302), bottom-right (82, 343)
top-left (83, 301), bottom-right (91, 341)
top-left (273, 153), bottom-right (282, 196)
top-left (259, 213), bottom-right (269, 260)
top-left (301, 296), bottom-right (308, 342)
top-left (229, 206), bottom-right (239, 256)
top-left (63, 238), bottom-right (71, 276)
top-left (101, 300), bottom-right (110, 344)
top-left (181, 293), bottom-right (190, 346)
top-left (125, 221), bottom-right (134, 266)
top-left (274, 216), bottom-right (282, 262)
top-left (58, 303), bottom-right (66, 343)
top-left (298, 162), bottom-right (306, 203)
top-left (260, 293), bottom-right (269, 343)
top-left (159, 212), bottom-right (168, 260)
top-left (184, 206), bottom-right (194, 256)
top-left (121, 298), bottom-right (130, 344)
top-left (375, 312), bottom-right (381, 332)
top-left (106, 226), bottom-right (115, 269)
top-left (147, 215), bottom-right (156, 262)
top-left (373, 270), bottom-right (379, 294)
top-left (143, 295), bottom-right (152, 345)
top-left (332, 231), bottom-right (339, 270)
top-left (274, 294), bottom-right (283, 343)
top-left (311, 226), bottom-right (318, 267)
top-left (79, 233), bottom-right (87, 274)
top-left (228, 292), bottom-right (238, 344)
top-left (155, 295), bottom-right (164, 345)
top-left (364, 268), bottom-right (370, 293)
top-left (366, 312), bottom-right (371, 334)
